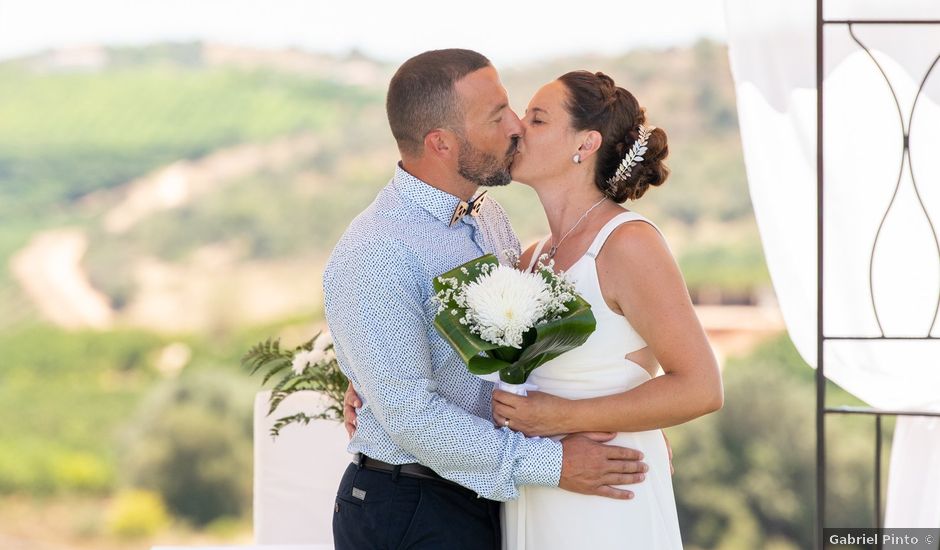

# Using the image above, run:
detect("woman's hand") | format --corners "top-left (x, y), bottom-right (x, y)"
top-left (343, 381), bottom-right (361, 439)
top-left (492, 388), bottom-right (572, 437)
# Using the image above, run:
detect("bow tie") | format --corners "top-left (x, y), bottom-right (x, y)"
top-left (449, 191), bottom-right (488, 227)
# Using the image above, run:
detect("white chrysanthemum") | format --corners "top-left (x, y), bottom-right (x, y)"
top-left (313, 331), bottom-right (332, 351)
top-left (291, 348), bottom-right (324, 375)
top-left (463, 265), bottom-right (551, 348)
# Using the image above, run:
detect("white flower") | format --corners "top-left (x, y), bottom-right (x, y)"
top-left (462, 264), bottom-right (552, 348)
top-left (313, 331), bottom-right (333, 351)
top-left (291, 348), bottom-right (324, 375)
top-left (501, 248), bottom-right (521, 268)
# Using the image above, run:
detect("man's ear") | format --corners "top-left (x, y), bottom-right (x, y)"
top-left (424, 129), bottom-right (454, 160)
top-left (578, 130), bottom-right (603, 159)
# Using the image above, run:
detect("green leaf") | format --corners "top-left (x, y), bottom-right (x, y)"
top-left (468, 355), bottom-right (512, 375)
top-left (502, 295), bottom-right (596, 383)
top-left (269, 412), bottom-right (324, 438)
top-left (432, 255), bottom-right (504, 364)
top-left (433, 306), bottom-right (501, 364)
top-left (268, 391), bottom-right (288, 416)
top-left (260, 357), bottom-right (291, 385)
top-left (491, 344), bottom-right (524, 364)
top-left (244, 326), bottom-right (349, 434)
top-left (241, 337), bottom-right (291, 376)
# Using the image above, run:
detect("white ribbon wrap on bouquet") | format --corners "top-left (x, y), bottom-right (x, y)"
top-left (496, 380), bottom-right (539, 396)
top-left (479, 372), bottom-right (539, 396)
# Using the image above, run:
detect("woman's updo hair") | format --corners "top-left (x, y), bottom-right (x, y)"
top-left (557, 71), bottom-right (669, 203)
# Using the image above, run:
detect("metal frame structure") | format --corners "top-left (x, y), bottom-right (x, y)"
top-left (815, 4), bottom-right (940, 549)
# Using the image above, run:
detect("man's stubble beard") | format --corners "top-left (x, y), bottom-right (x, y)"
top-left (456, 135), bottom-right (518, 188)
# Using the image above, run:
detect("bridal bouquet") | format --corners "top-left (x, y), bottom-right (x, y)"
top-left (432, 253), bottom-right (596, 395)
top-left (242, 330), bottom-right (346, 437)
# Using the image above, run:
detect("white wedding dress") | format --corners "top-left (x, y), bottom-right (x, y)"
top-left (504, 211), bottom-right (683, 550)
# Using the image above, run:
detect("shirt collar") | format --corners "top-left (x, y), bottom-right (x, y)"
top-left (392, 163), bottom-right (486, 226)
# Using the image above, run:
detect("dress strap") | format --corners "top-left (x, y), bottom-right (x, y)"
top-left (585, 211), bottom-right (662, 259)
top-left (525, 236), bottom-right (550, 272)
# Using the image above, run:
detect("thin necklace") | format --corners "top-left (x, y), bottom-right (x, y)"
top-left (548, 196), bottom-right (608, 259)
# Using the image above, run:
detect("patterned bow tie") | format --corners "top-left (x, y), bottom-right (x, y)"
top-left (449, 191), bottom-right (488, 227)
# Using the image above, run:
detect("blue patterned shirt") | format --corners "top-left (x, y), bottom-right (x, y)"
top-left (323, 164), bottom-right (563, 501)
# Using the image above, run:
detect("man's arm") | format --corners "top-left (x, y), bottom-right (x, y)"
top-left (324, 239), bottom-right (562, 501)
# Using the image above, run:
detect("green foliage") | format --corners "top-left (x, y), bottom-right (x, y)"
top-left (243, 332), bottom-right (347, 436)
top-left (670, 334), bottom-right (884, 549)
top-left (0, 60), bottom-right (380, 217)
top-left (204, 515), bottom-right (245, 539)
top-left (0, 326), bottom-right (164, 494)
top-left (678, 236), bottom-right (771, 292)
top-left (50, 452), bottom-right (112, 494)
top-left (0, 318), bottom-right (311, 497)
top-left (0, 444), bottom-right (54, 494)
top-left (106, 489), bottom-right (171, 539)
top-left (658, 136), bottom-right (752, 225)
top-left (119, 369), bottom-right (254, 526)
top-left (0, 51), bottom-right (388, 324)
top-left (692, 38), bottom-right (740, 132)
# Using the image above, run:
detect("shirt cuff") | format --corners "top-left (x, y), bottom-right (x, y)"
top-left (513, 435), bottom-right (563, 488)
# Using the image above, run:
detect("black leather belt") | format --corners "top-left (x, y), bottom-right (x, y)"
top-left (353, 453), bottom-right (468, 492)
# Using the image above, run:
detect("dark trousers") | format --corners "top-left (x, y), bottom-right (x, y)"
top-left (332, 461), bottom-right (501, 549)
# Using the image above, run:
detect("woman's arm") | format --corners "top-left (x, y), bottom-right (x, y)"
top-left (493, 221), bottom-right (723, 435)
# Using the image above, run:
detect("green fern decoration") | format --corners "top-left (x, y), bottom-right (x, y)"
top-left (242, 331), bottom-right (348, 438)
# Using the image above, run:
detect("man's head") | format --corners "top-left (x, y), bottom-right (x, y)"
top-left (386, 49), bottom-right (522, 187)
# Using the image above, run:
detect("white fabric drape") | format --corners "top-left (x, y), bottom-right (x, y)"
top-left (724, 0), bottom-right (940, 527)
top-left (253, 391), bottom-right (349, 544)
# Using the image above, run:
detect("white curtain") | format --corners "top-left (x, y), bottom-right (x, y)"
top-left (724, 0), bottom-right (940, 527)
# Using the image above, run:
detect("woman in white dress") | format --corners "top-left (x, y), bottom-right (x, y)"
top-left (491, 71), bottom-right (724, 549)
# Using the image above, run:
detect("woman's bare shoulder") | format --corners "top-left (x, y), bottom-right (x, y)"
top-left (599, 218), bottom-right (677, 282)
top-left (518, 237), bottom-right (548, 272)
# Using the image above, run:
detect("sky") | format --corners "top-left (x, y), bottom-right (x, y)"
top-left (0, 0), bottom-right (728, 66)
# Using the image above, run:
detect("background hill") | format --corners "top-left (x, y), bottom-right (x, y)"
top-left (0, 39), bottom-right (768, 334)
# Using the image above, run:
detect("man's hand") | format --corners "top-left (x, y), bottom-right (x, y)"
top-left (663, 430), bottom-right (674, 475)
top-left (343, 382), bottom-right (361, 439)
top-left (559, 432), bottom-right (648, 500)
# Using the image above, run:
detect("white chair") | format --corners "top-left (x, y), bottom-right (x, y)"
top-left (253, 391), bottom-right (351, 546)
